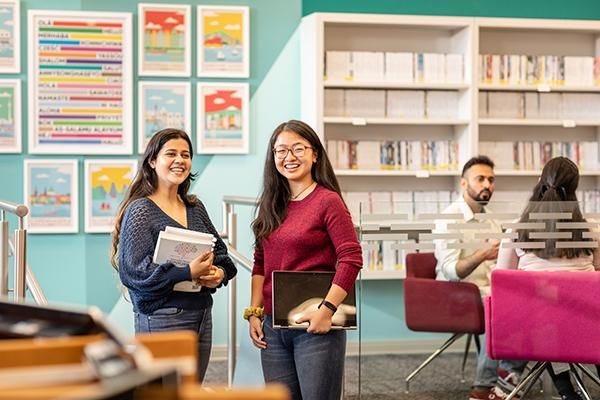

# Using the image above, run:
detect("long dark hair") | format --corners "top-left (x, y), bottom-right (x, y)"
top-left (251, 120), bottom-right (343, 249)
top-left (110, 128), bottom-right (198, 270)
top-left (517, 156), bottom-right (592, 258)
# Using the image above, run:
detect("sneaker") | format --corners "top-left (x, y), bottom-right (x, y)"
top-left (497, 367), bottom-right (521, 393)
top-left (489, 386), bottom-right (519, 400)
top-left (468, 387), bottom-right (518, 400)
top-left (469, 387), bottom-right (491, 400)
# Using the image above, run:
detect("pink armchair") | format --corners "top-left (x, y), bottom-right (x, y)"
top-left (404, 252), bottom-right (485, 392)
top-left (486, 269), bottom-right (600, 400)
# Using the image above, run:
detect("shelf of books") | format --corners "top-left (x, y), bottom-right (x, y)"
top-left (476, 17), bottom-right (600, 179)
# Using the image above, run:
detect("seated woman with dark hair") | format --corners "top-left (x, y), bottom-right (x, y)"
top-left (496, 156), bottom-right (600, 400)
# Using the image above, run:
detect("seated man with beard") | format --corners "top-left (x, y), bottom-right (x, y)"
top-left (434, 155), bottom-right (526, 400)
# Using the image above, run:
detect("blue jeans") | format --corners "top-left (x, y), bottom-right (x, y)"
top-left (475, 334), bottom-right (528, 388)
top-left (135, 307), bottom-right (212, 383)
top-left (261, 315), bottom-right (346, 400)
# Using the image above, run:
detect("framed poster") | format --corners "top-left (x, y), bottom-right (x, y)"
top-left (84, 159), bottom-right (137, 233)
top-left (28, 10), bottom-right (133, 154)
top-left (197, 82), bottom-right (248, 154)
top-left (138, 3), bottom-right (191, 77)
top-left (0, 79), bottom-right (20, 153)
top-left (197, 5), bottom-right (249, 78)
top-left (138, 81), bottom-right (191, 154)
top-left (0, 0), bottom-right (19, 73)
top-left (24, 159), bottom-right (78, 234)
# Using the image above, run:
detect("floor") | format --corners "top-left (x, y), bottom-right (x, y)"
top-left (205, 353), bottom-right (600, 400)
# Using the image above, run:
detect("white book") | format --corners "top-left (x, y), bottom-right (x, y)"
top-left (352, 51), bottom-right (384, 81)
top-left (387, 90), bottom-right (425, 118)
top-left (153, 230), bottom-right (215, 293)
top-left (325, 51), bottom-right (351, 81)
top-left (445, 53), bottom-right (463, 83)
top-left (165, 226), bottom-right (216, 242)
top-left (385, 52), bottom-right (413, 82)
top-left (324, 89), bottom-right (345, 117)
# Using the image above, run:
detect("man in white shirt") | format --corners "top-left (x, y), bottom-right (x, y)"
top-left (435, 156), bottom-right (499, 297)
top-left (434, 156), bottom-right (526, 400)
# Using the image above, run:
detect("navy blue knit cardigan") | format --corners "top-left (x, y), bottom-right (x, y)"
top-left (118, 197), bottom-right (237, 314)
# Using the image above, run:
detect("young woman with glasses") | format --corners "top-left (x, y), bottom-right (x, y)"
top-left (246, 120), bottom-right (362, 400)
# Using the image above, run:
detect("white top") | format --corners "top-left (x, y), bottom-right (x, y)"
top-left (434, 199), bottom-right (501, 297)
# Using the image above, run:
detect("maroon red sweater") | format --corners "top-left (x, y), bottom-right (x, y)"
top-left (253, 185), bottom-right (363, 314)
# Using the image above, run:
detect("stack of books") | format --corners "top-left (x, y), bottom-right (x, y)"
top-left (152, 226), bottom-right (216, 292)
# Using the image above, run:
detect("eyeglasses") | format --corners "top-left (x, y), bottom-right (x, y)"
top-left (273, 144), bottom-right (313, 160)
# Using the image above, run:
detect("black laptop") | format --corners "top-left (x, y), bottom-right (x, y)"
top-left (271, 271), bottom-right (357, 330)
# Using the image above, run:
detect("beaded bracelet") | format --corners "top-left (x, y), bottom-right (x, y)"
top-left (243, 306), bottom-right (264, 321)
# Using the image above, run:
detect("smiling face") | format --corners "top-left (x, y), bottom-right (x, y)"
top-left (273, 130), bottom-right (316, 185)
top-left (150, 138), bottom-right (192, 190)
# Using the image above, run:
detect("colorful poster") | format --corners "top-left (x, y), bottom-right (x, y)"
top-left (0, 79), bottom-right (20, 153)
top-left (138, 4), bottom-right (191, 77)
top-left (138, 81), bottom-right (191, 154)
top-left (84, 159), bottom-right (137, 233)
top-left (197, 5), bottom-right (249, 78)
top-left (0, 0), bottom-right (19, 73)
top-left (28, 11), bottom-right (133, 154)
top-left (24, 159), bottom-right (78, 234)
top-left (197, 82), bottom-right (248, 154)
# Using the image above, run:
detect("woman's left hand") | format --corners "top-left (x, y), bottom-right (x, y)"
top-left (196, 266), bottom-right (225, 288)
top-left (296, 307), bottom-right (332, 334)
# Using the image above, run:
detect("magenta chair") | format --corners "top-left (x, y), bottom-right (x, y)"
top-left (404, 252), bottom-right (485, 392)
top-left (486, 269), bottom-right (600, 400)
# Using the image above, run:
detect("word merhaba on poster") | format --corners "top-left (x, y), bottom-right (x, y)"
top-left (197, 82), bottom-right (249, 154)
top-left (28, 10), bottom-right (133, 155)
top-left (24, 159), bottom-right (79, 234)
top-left (197, 5), bottom-right (249, 78)
top-left (0, 79), bottom-right (21, 153)
top-left (84, 159), bottom-right (137, 233)
top-left (0, 0), bottom-right (20, 73)
top-left (138, 3), bottom-right (191, 77)
top-left (138, 81), bottom-right (191, 154)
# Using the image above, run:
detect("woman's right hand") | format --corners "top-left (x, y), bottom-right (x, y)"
top-left (248, 316), bottom-right (267, 349)
top-left (189, 250), bottom-right (214, 279)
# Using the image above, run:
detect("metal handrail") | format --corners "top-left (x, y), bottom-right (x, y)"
top-left (7, 239), bottom-right (48, 305)
top-left (1, 199), bottom-right (28, 302)
top-left (228, 246), bottom-right (253, 273)
top-left (221, 195), bottom-right (258, 387)
top-left (1, 198), bottom-right (46, 304)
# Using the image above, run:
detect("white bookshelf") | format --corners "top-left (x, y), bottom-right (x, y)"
top-left (476, 17), bottom-right (600, 180)
top-left (301, 13), bottom-right (600, 279)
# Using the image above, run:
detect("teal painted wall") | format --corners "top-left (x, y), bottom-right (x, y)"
top-left (302, 0), bottom-right (600, 20)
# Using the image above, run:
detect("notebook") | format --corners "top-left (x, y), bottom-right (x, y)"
top-left (271, 271), bottom-right (357, 330)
